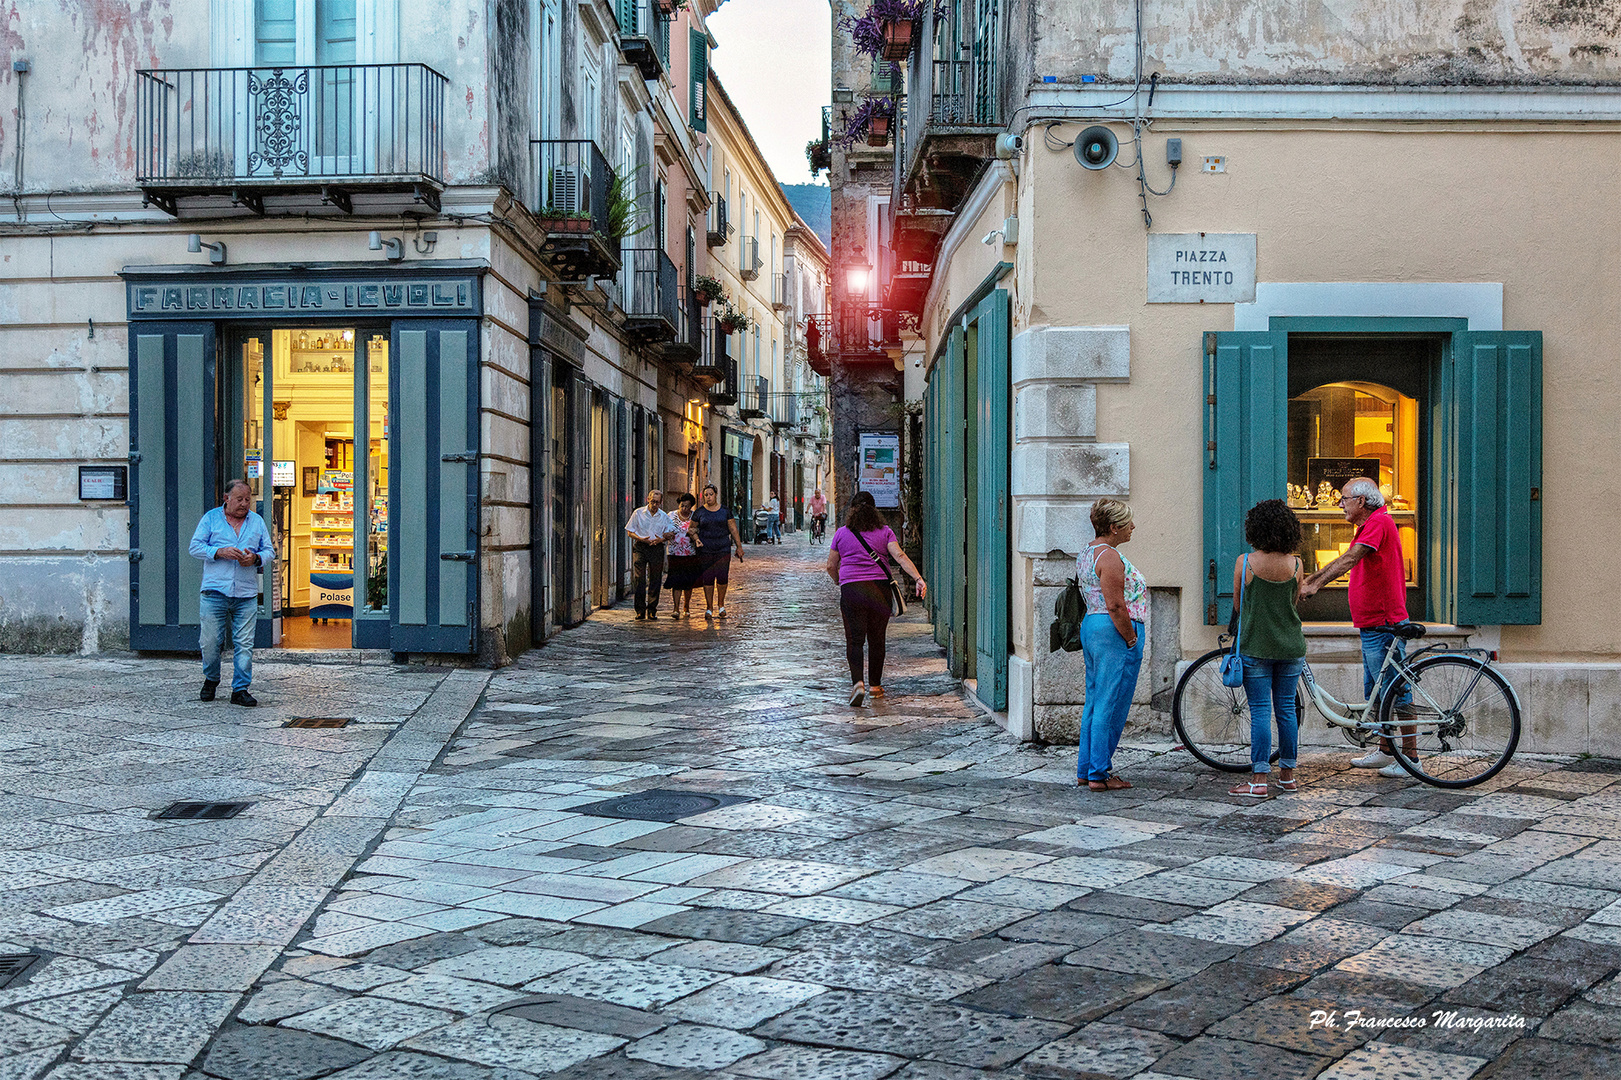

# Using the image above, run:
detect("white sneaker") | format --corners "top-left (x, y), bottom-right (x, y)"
top-left (849, 683), bottom-right (866, 707)
top-left (1378, 761), bottom-right (1409, 778)
top-left (1352, 751), bottom-right (1395, 769)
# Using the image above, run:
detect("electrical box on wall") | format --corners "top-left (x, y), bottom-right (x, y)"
top-left (1202, 155), bottom-right (1226, 173)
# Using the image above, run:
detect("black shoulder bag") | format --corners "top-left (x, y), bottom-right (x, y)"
top-left (852, 530), bottom-right (908, 615)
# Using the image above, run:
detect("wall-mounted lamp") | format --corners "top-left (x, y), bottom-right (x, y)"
top-left (845, 246), bottom-right (871, 297)
top-left (369, 231), bottom-right (404, 261)
top-left (187, 234), bottom-right (226, 265)
top-left (832, 86), bottom-right (854, 104)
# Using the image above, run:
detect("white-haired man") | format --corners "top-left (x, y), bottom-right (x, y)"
top-left (1299, 477), bottom-right (1414, 777)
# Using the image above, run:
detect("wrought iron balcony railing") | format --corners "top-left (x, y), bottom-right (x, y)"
top-left (618, 0), bottom-right (671, 80)
top-left (531, 139), bottom-right (620, 278)
top-left (772, 272), bottom-right (790, 311)
top-left (740, 236), bottom-right (761, 281)
top-left (621, 248), bottom-right (680, 343)
top-left (930, 58), bottom-right (999, 126)
top-left (707, 194), bottom-right (729, 247)
top-left (693, 315), bottom-right (731, 388)
top-left (769, 391), bottom-right (799, 430)
top-left (661, 284), bottom-right (703, 365)
top-left (837, 304), bottom-right (899, 358)
top-left (741, 375), bottom-right (768, 418)
top-left (135, 63), bottom-right (447, 214)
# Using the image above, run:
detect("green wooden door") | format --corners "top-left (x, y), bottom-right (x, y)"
top-left (390, 320), bottom-right (479, 653)
top-left (1451, 331), bottom-right (1542, 625)
top-left (973, 289), bottom-right (1010, 709)
top-left (1203, 329), bottom-right (1288, 625)
top-left (129, 322), bottom-right (218, 651)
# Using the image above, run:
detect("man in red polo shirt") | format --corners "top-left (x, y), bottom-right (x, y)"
top-left (1300, 476), bottom-right (1414, 777)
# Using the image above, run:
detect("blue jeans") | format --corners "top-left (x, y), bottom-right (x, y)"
top-left (1242, 656), bottom-right (1303, 773)
top-left (200, 590), bottom-right (257, 691)
top-left (767, 516), bottom-right (782, 541)
top-left (1078, 613), bottom-right (1144, 782)
top-left (1360, 629), bottom-right (1412, 712)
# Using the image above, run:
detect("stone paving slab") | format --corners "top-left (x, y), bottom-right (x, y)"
top-left (4, 543), bottom-right (1621, 1078)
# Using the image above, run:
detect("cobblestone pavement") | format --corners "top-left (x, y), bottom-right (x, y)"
top-left (4, 541), bottom-right (1621, 1079)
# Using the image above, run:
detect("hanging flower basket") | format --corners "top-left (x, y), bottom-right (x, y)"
top-left (838, 95), bottom-right (897, 150)
top-left (693, 274), bottom-right (725, 307)
top-left (866, 116), bottom-right (890, 147)
top-left (880, 19), bottom-right (915, 60)
top-left (540, 212), bottom-right (592, 234)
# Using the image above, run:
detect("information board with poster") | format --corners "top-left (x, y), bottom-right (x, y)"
top-left (858, 432), bottom-right (901, 509)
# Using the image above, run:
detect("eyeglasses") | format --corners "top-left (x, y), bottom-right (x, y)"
top-left (1337, 495), bottom-right (1366, 505)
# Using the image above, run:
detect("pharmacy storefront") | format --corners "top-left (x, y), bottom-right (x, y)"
top-left (124, 263), bottom-right (486, 655)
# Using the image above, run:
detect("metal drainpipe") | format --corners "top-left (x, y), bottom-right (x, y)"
top-left (11, 60), bottom-right (28, 222)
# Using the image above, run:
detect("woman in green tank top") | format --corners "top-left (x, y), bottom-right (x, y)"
top-left (1228, 500), bottom-right (1308, 799)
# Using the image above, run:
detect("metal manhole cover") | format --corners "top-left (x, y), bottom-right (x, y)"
top-left (0, 954), bottom-right (40, 990)
top-left (153, 801), bottom-right (251, 820)
top-left (568, 790), bottom-right (754, 823)
top-left (284, 717), bottom-right (352, 729)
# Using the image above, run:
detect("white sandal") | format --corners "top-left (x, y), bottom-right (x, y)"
top-left (1228, 780), bottom-right (1269, 798)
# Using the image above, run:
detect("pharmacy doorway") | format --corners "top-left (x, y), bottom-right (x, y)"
top-left (225, 326), bottom-right (392, 649)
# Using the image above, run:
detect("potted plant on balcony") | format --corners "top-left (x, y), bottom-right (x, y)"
top-left (606, 165), bottom-right (653, 245)
top-left (837, 1), bottom-right (945, 60)
top-left (839, 96), bottom-right (896, 148)
top-left (657, 0), bottom-right (689, 13)
top-left (718, 304), bottom-right (751, 334)
top-left (539, 208), bottom-right (593, 234)
top-left (693, 274), bottom-right (726, 306)
top-left (806, 137), bottom-right (832, 178)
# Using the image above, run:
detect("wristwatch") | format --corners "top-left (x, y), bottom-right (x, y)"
top-left (253, 553), bottom-right (262, 567)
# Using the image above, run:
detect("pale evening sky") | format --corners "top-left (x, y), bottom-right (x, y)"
top-left (707, 0), bottom-right (832, 188)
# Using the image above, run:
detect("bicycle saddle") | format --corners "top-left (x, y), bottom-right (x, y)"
top-left (1374, 621), bottom-right (1427, 639)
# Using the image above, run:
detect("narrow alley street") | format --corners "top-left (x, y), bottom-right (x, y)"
top-left (2, 541), bottom-right (1620, 1079)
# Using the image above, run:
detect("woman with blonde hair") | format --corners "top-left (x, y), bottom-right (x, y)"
top-left (1077, 498), bottom-right (1147, 790)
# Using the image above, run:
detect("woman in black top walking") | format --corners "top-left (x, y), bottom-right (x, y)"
top-left (691, 483), bottom-right (743, 618)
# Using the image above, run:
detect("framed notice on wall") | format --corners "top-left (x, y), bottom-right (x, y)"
top-left (857, 432), bottom-right (901, 509)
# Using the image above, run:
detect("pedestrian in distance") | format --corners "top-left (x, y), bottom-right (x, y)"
top-left (626, 488), bottom-right (679, 619)
top-left (662, 493), bottom-right (703, 618)
top-left (1299, 476), bottom-right (1416, 777)
top-left (692, 483), bottom-right (744, 618)
top-left (767, 490), bottom-right (783, 543)
top-left (1227, 499), bottom-right (1308, 798)
top-left (1077, 498), bottom-right (1146, 790)
top-left (827, 490), bottom-right (925, 707)
top-left (808, 488), bottom-right (828, 544)
top-left (188, 479), bottom-right (274, 706)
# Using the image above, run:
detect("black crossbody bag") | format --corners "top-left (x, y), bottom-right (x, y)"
top-left (851, 530), bottom-right (908, 616)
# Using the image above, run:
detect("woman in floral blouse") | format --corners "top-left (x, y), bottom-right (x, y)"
top-left (662, 493), bottom-right (702, 618)
top-left (1077, 498), bottom-right (1148, 791)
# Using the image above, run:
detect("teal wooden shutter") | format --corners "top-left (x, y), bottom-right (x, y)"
top-left (943, 327), bottom-right (966, 671)
top-left (617, 0), bottom-right (636, 35)
top-left (974, 289), bottom-right (1010, 710)
top-left (689, 29), bottom-right (707, 132)
top-left (1203, 329), bottom-right (1287, 624)
top-left (129, 322), bottom-right (218, 650)
top-left (390, 320), bottom-right (480, 653)
top-left (1452, 331), bottom-right (1541, 625)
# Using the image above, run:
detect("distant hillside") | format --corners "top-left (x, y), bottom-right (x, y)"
top-left (782, 184), bottom-right (831, 250)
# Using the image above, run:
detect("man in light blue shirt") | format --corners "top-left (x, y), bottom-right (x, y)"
top-left (188, 479), bottom-right (275, 705)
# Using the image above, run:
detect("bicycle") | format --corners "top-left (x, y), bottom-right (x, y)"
top-left (1171, 621), bottom-right (1521, 788)
top-left (809, 514), bottom-right (827, 545)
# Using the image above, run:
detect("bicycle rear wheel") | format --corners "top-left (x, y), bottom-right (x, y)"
top-left (1172, 648), bottom-right (1277, 772)
top-left (1379, 655), bottom-right (1521, 788)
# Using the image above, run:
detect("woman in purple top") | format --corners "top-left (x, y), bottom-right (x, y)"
top-left (826, 491), bottom-right (926, 707)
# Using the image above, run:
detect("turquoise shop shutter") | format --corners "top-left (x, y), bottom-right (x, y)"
top-left (390, 320), bottom-right (480, 654)
top-left (617, 0), bottom-right (636, 35)
top-left (973, 289), bottom-right (1010, 710)
top-left (129, 322), bottom-right (218, 651)
top-left (1203, 330), bottom-right (1288, 625)
top-left (688, 29), bottom-right (708, 133)
top-left (1452, 331), bottom-right (1542, 625)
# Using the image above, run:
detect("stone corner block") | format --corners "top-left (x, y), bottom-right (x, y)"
top-left (1014, 384), bottom-right (1097, 442)
top-left (1016, 501), bottom-right (1092, 558)
top-left (1012, 325), bottom-right (1130, 384)
top-left (1013, 444), bottom-right (1129, 501)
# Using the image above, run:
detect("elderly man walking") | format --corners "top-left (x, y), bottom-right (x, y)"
top-left (188, 479), bottom-right (274, 706)
top-left (625, 488), bottom-right (678, 620)
top-left (1300, 476), bottom-right (1414, 777)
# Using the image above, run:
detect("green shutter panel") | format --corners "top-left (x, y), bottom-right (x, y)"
top-left (1452, 331), bottom-right (1542, 625)
top-left (617, 0), bottom-right (636, 35)
top-left (944, 327), bottom-right (966, 672)
top-left (1203, 329), bottom-right (1288, 625)
top-left (689, 29), bottom-right (707, 132)
top-left (974, 289), bottom-right (1011, 710)
top-left (129, 322), bottom-right (219, 650)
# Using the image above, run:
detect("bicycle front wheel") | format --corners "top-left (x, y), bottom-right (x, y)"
top-left (1379, 655), bottom-right (1521, 788)
top-left (1173, 648), bottom-right (1274, 772)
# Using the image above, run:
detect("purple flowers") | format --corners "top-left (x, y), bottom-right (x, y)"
top-left (838, 1), bottom-right (947, 59)
top-left (838, 96), bottom-right (897, 148)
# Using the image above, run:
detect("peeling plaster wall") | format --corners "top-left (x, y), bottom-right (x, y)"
top-left (1032, 0), bottom-right (1621, 85)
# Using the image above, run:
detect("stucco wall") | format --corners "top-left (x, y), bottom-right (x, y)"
top-left (1031, 0), bottom-right (1621, 85)
top-left (1011, 120), bottom-right (1621, 665)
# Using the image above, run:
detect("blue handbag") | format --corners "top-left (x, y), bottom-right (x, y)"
top-left (1219, 554), bottom-right (1247, 687)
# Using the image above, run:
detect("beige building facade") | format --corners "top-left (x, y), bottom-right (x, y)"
top-left (882, 0), bottom-right (1621, 752)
